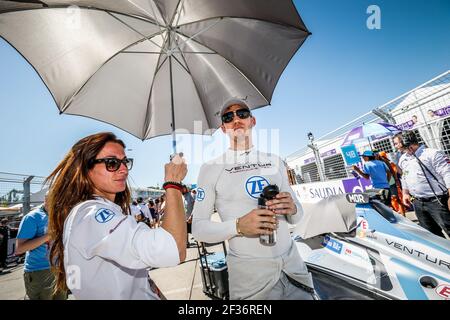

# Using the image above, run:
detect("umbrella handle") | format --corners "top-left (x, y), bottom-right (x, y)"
top-left (170, 152), bottom-right (183, 161)
top-left (172, 135), bottom-right (177, 155)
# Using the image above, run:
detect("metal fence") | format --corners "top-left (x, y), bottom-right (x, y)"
top-left (286, 70), bottom-right (450, 184)
top-left (0, 172), bottom-right (48, 217)
top-left (0, 171), bottom-right (166, 219)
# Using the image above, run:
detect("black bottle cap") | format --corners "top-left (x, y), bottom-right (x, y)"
top-left (261, 184), bottom-right (279, 200)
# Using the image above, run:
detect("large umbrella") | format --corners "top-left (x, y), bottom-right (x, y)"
top-left (341, 122), bottom-right (401, 149)
top-left (0, 0), bottom-right (310, 152)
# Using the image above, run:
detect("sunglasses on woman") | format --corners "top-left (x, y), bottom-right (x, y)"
top-left (91, 157), bottom-right (133, 172)
top-left (221, 108), bottom-right (251, 124)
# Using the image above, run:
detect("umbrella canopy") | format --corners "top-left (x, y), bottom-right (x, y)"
top-left (0, 0), bottom-right (310, 143)
top-left (341, 122), bottom-right (401, 146)
top-left (293, 194), bottom-right (357, 239)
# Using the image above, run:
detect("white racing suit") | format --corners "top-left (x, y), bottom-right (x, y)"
top-left (192, 148), bottom-right (314, 299)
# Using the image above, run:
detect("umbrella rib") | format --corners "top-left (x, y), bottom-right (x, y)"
top-left (169, 0), bottom-right (183, 27)
top-left (171, 55), bottom-right (189, 74)
top-left (176, 16), bottom-right (310, 35)
top-left (107, 11), bottom-right (166, 52)
top-left (61, 35), bottom-right (166, 113)
top-left (173, 51), bottom-right (216, 54)
top-left (175, 30), bottom-right (270, 105)
top-left (122, 51), bottom-right (163, 54)
top-left (149, 0), bottom-right (168, 25)
top-left (174, 18), bottom-right (223, 53)
top-left (154, 56), bottom-right (169, 75)
top-left (127, 0), bottom-right (166, 30)
top-left (173, 36), bottom-right (213, 130)
top-left (122, 51), bottom-right (215, 54)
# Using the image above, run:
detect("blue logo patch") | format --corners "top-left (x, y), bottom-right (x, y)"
top-left (245, 176), bottom-right (270, 199)
top-left (196, 188), bottom-right (205, 202)
top-left (95, 208), bottom-right (115, 223)
top-left (322, 235), bottom-right (343, 254)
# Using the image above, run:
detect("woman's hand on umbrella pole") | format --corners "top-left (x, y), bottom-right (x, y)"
top-left (165, 153), bottom-right (187, 183)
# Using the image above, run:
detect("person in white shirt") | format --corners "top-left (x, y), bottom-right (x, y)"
top-left (45, 132), bottom-right (187, 299)
top-left (130, 200), bottom-right (144, 222)
top-left (394, 131), bottom-right (450, 238)
top-left (192, 98), bottom-right (315, 300)
top-left (137, 197), bottom-right (153, 225)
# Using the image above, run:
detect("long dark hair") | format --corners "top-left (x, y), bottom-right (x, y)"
top-left (45, 132), bottom-right (131, 293)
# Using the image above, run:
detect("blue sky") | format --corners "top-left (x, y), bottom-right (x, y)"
top-left (1, 0), bottom-right (449, 189)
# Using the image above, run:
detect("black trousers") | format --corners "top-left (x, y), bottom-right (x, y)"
top-left (0, 244), bottom-right (7, 267)
top-left (413, 195), bottom-right (450, 238)
top-left (384, 188), bottom-right (392, 206)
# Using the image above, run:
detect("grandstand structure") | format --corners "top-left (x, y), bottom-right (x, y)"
top-left (286, 70), bottom-right (450, 186)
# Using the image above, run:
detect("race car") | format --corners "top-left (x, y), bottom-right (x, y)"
top-left (293, 190), bottom-right (450, 300)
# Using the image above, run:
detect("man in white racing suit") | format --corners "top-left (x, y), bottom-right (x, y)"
top-left (192, 99), bottom-right (315, 300)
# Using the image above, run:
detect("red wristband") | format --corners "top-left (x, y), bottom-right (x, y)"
top-left (163, 183), bottom-right (183, 192)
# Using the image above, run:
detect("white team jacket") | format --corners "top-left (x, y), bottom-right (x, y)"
top-left (63, 197), bottom-right (179, 300)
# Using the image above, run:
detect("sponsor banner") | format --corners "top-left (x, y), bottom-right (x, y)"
top-left (397, 120), bottom-right (415, 130)
top-left (321, 149), bottom-right (337, 158)
top-left (292, 177), bottom-right (373, 203)
top-left (434, 105), bottom-right (450, 117)
top-left (342, 177), bottom-right (372, 193)
top-left (396, 105), bottom-right (449, 130)
top-left (292, 180), bottom-right (345, 202)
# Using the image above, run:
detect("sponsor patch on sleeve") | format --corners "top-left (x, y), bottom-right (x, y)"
top-left (196, 188), bottom-right (205, 201)
top-left (95, 208), bottom-right (116, 223)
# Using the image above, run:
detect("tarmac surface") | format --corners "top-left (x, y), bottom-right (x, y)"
top-left (0, 212), bottom-right (418, 300)
top-left (0, 240), bottom-right (214, 300)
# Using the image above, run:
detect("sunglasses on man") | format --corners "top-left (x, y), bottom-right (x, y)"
top-left (221, 108), bottom-right (251, 124)
top-left (91, 157), bottom-right (133, 172)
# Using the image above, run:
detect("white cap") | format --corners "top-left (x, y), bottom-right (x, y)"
top-left (219, 97), bottom-right (251, 117)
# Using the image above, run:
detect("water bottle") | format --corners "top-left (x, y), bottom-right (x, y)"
top-left (259, 184), bottom-right (279, 246)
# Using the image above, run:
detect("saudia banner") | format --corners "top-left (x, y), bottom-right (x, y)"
top-left (292, 177), bottom-right (372, 202)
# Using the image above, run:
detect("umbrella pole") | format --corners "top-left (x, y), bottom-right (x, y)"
top-left (169, 54), bottom-right (177, 155)
top-left (172, 131), bottom-right (176, 155)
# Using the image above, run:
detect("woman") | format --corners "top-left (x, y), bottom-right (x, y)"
top-left (46, 132), bottom-right (187, 299)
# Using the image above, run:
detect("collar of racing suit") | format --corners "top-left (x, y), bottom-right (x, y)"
top-left (414, 144), bottom-right (426, 157)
